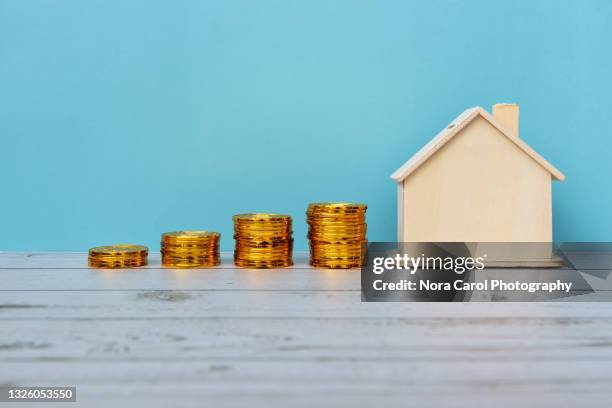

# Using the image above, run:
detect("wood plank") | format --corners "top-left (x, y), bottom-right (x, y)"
top-left (2, 361), bottom-right (612, 396)
top-left (2, 383), bottom-right (610, 408)
top-left (1, 291), bottom-right (612, 319)
top-left (0, 268), bottom-right (360, 291)
top-left (0, 267), bottom-right (610, 293)
top-left (3, 360), bottom-right (612, 392)
top-left (2, 315), bottom-right (612, 362)
top-left (2, 252), bottom-right (611, 293)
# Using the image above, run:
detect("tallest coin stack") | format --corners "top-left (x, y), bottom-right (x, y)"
top-left (307, 202), bottom-right (368, 269)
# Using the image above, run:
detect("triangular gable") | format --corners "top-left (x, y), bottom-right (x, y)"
top-left (390, 107), bottom-right (565, 182)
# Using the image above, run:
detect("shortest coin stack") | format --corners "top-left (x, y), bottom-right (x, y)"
top-left (307, 202), bottom-right (367, 269)
top-left (233, 213), bottom-right (293, 268)
top-left (88, 244), bottom-right (148, 268)
top-left (161, 231), bottom-right (221, 268)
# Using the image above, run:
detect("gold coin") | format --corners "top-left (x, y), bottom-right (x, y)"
top-left (234, 225), bottom-right (291, 231)
top-left (161, 252), bottom-right (218, 259)
top-left (308, 217), bottom-right (365, 223)
top-left (307, 222), bottom-right (365, 227)
top-left (235, 242), bottom-right (292, 250)
top-left (311, 240), bottom-right (366, 246)
top-left (160, 230), bottom-right (221, 268)
top-left (234, 231), bottom-right (291, 238)
top-left (161, 243), bottom-right (218, 250)
top-left (235, 243), bottom-right (292, 250)
top-left (310, 260), bottom-right (362, 269)
top-left (162, 230), bottom-right (220, 239)
top-left (161, 251), bottom-right (219, 258)
top-left (311, 253), bottom-right (364, 258)
top-left (88, 244), bottom-right (148, 269)
top-left (234, 225), bottom-right (292, 231)
top-left (307, 211), bottom-right (366, 216)
top-left (309, 237), bottom-right (366, 242)
top-left (310, 252), bottom-right (365, 259)
top-left (162, 254), bottom-right (219, 261)
top-left (89, 244), bottom-right (148, 256)
top-left (234, 258), bottom-right (293, 268)
top-left (161, 258), bottom-right (219, 268)
top-left (161, 247), bottom-right (218, 254)
top-left (311, 246), bottom-right (365, 252)
top-left (235, 223), bottom-right (291, 228)
top-left (235, 251), bottom-right (292, 259)
top-left (307, 202), bottom-right (367, 211)
top-left (233, 213), bottom-right (291, 223)
top-left (88, 258), bottom-right (147, 268)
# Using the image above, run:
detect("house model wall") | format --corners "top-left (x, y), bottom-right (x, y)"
top-left (391, 104), bottom-right (565, 244)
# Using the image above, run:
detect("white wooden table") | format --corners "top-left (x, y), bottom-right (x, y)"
top-left (1, 252), bottom-right (612, 407)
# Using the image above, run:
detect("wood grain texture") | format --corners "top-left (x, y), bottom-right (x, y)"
top-left (390, 106), bottom-right (564, 182)
top-left (492, 103), bottom-right (520, 137)
top-left (1, 252), bottom-right (612, 407)
top-left (401, 116), bottom-right (554, 242)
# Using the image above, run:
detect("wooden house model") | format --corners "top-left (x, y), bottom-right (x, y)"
top-left (391, 104), bottom-right (565, 254)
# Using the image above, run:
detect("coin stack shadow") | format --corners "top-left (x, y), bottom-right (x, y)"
top-left (307, 203), bottom-right (367, 269)
top-left (161, 231), bottom-right (220, 268)
top-left (233, 213), bottom-right (293, 268)
top-left (88, 244), bottom-right (149, 268)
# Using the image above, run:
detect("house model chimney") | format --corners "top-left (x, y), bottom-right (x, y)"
top-left (492, 103), bottom-right (519, 137)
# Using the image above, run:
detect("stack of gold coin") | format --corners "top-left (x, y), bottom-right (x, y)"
top-left (88, 244), bottom-right (148, 268)
top-left (161, 230), bottom-right (220, 268)
top-left (233, 213), bottom-right (293, 268)
top-left (307, 202), bottom-right (367, 269)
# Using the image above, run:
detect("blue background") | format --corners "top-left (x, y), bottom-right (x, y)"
top-left (1, 0), bottom-right (611, 251)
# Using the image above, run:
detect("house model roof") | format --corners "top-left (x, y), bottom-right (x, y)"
top-left (390, 107), bottom-right (565, 182)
